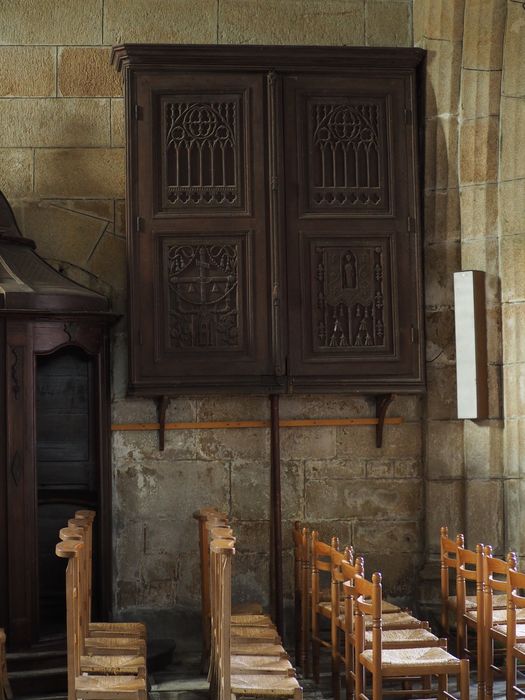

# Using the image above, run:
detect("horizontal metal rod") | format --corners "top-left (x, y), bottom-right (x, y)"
top-left (111, 417), bottom-right (403, 431)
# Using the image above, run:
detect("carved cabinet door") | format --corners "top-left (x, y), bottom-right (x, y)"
top-left (282, 72), bottom-right (424, 393)
top-left (130, 71), bottom-right (278, 394)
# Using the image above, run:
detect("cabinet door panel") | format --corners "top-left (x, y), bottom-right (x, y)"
top-left (130, 72), bottom-right (276, 393)
top-left (283, 73), bottom-right (424, 392)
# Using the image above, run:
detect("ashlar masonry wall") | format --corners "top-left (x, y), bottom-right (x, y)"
top-left (1, 0), bottom-right (429, 640)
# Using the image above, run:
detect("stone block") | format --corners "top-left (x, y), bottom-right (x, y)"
top-left (425, 480), bottom-right (464, 552)
top-left (35, 148), bottom-right (124, 198)
top-left (0, 0), bottom-right (102, 45)
top-left (424, 241), bottom-right (461, 309)
top-left (0, 98), bottom-right (110, 147)
top-left (501, 234), bottom-right (525, 303)
top-left (231, 460), bottom-right (270, 520)
top-left (502, 2), bottom-right (525, 98)
top-left (112, 397), bottom-right (196, 424)
top-left (462, 0), bottom-right (506, 70)
top-left (305, 520), bottom-right (354, 549)
top-left (305, 478), bottom-right (422, 521)
top-left (115, 580), bottom-right (141, 610)
top-left (485, 307), bottom-right (502, 366)
top-left (305, 459), bottom-right (365, 480)
top-left (424, 115), bottom-right (459, 190)
top-left (104, 0), bottom-right (217, 43)
top-left (230, 521), bottom-right (270, 553)
top-left (231, 552), bottom-right (269, 608)
top-left (13, 198), bottom-right (106, 267)
top-left (425, 307), bottom-right (455, 365)
top-left (459, 183), bottom-right (499, 240)
top-left (114, 198), bottom-right (126, 237)
top-left (466, 478), bottom-right (504, 550)
top-left (426, 421), bottom-right (464, 478)
top-left (413, 0), bottom-right (465, 42)
top-left (499, 179), bottom-right (525, 237)
top-left (461, 69), bottom-right (502, 119)
top-left (218, 0), bottom-right (365, 45)
top-left (366, 460), bottom-right (394, 478)
top-left (336, 422), bottom-right (421, 460)
top-left (114, 520), bottom-right (144, 579)
top-left (464, 419), bottom-right (503, 477)
top-left (0, 47), bottom-right (55, 96)
top-left (115, 458), bottom-right (230, 550)
top-left (281, 461), bottom-right (305, 520)
top-left (113, 424), bottom-right (198, 465)
top-left (354, 520), bottom-right (420, 553)
top-left (59, 47), bottom-right (122, 97)
top-left (500, 97), bottom-right (525, 181)
top-left (425, 40), bottom-right (462, 117)
top-left (424, 188), bottom-right (461, 244)
top-left (111, 98), bottom-right (125, 147)
top-left (281, 427), bottom-right (336, 461)
top-left (460, 237), bottom-right (500, 307)
top-left (111, 331), bottom-right (128, 399)
top-left (425, 364), bottom-right (457, 420)
top-left (459, 116), bottom-right (499, 185)
top-left (394, 460), bottom-right (421, 479)
top-left (503, 363), bottom-right (525, 419)
top-left (503, 418), bottom-right (525, 477)
top-left (503, 478), bottom-right (522, 554)
top-left (279, 394), bottom-right (372, 419)
top-left (503, 302), bottom-right (525, 365)
top-left (197, 427), bottom-right (269, 460)
top-left (0, 149), bottom-right (33, 198)
top-left (487, 363), bottom-right (503, 420)
top-left (363, 552), bottom-right (421, 598)
top-left (393, 396), bottom-right (422, 422)
top-left (89, 232), bottom-right (127, 293)
top-left (365, 1), bottom-right (411, 47)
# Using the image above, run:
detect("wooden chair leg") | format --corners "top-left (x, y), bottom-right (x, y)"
top-left (507, 653), bottom-right (516, 700)
top-left (459, 659), bottom-right (470, 700)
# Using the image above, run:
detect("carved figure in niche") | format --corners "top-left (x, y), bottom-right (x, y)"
top-left (342, 251), bottom-right (357, 289)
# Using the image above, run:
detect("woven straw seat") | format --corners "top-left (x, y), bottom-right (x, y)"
top-left (231, 614), bottom-right (273, 626)
top-left (232, 627), bottom-right (280, 641)
top-left (231, 655), bottom-right (293, 673)
top-left (79, 654), bottom-right (144, 674)
top-left (365, 628), bottom-right (438, 647)
top-left (233, 602), bottom-right (264, 615)
top-left (75, 674), bottom-right (145, 691)
top-left (231, 674), bottom-right (301, 695)
top-left (83, 636), bottom-right (146, 655)
top-left (231, 643), bottom-right (287, 657)
top-left (448, 593), bottom-right (505, 612)
top-left (88, 622), bottom-right (147, 638)
top-left (492, 623), bottom-right (525, 637)
top-left (515, 643), bottom-right (525, 655)
top-left (361, 646), bottom-right (460, 668)
top-left (466, 607), bottom-right (525, 624)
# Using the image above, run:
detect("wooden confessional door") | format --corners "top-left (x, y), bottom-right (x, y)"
top-left (282, 72), bottom-right (424, 393)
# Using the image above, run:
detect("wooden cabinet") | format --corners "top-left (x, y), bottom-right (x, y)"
top-left (113, 45), bottom-right (425, 396)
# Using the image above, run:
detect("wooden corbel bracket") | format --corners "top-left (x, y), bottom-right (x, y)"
top-left (375, 393), bottom-right (395, 448)
top-left (157, 396), bottom-right (170, 451)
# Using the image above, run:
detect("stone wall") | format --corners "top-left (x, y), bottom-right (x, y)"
top-left (415, 0), bottom-right (525, 614)
top-left (0, 0), bottom-right (420, 639)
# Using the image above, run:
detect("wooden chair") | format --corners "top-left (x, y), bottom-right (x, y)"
top-left (71, 511), bottom-right (147, 641)
top-left (456, 542), bottom-right (485, 699)
top-left (311, 531), bottom-right (340, 683)
top-left (483, 546), bottom-right (525, 700)
top-left (58, 525), bottom-right (146, 675)
top-left (56, 539), bottom-right (147, 700)
top-left (338, 557), bottom-right (441, 700)
top-left (0, 630), bottom-right (12, 700)
top-left (506, 567), bottom-right (525, 699)
top-left (209, 537), bottom-right (302, 700)
top-left (292, 522), bottom-right (310, 676)
top-left (440, 527), bottom-right (464, 639)
top-left (353, 571), bottom-right (469, 700)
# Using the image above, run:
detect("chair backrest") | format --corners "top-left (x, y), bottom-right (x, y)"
top-left (457, 543), bottom-right (484, 617)
top-left (352, 572), bottom-right (381, 673)
top-left (508, 567), bottom-right (525, 647)
top-left (210, 538), bottom-right (235, 700)
top-left (483, 546), bottom-right (517, 627)
top-left (72, 510), bottom-right (96, 621)
top-left (340, 555), bottom-right (365, 638)
top-left (311, 531), bottom-right (338, 610)
top-left (0, 628), bottom-right (13, 700)
top-left (440, 527), bottom-right (464, 595)
top-left (56, 539), bottom-right (84, 698)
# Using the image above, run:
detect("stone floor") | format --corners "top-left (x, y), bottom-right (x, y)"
top-left (148, 646), bottom-right (508, 700)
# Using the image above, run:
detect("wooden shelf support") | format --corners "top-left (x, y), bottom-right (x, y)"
top-left (375, 394), bottom-right (395, 448)
top-left (157, 396), bottom-right (170, 451)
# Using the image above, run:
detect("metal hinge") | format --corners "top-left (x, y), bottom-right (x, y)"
top-left (134, 104), bottom-right (142, 120)
top-left (404, 108), bottom-right (412, 125)
top-left (136, 216), bottom-right (143, 233)
top-left (411, 325), bottom-right (418, 344)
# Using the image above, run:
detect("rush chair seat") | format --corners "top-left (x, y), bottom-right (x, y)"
top-left (352, 571), bottom-right (469, 700)
top-left (0, 629), bottom-right (13, 700)
top-left (58, 526), bottom-right (146, 676)
top-left (209, 538), bottom-right (302, 700)
top-left (456, 543), bottom-right (485, 700)
top-left (506, 567), bottom-right (525, 700)
top-left (483, 546), bottom-right (525, 700)
top-left (56, 539), bottom-right (147, 700)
